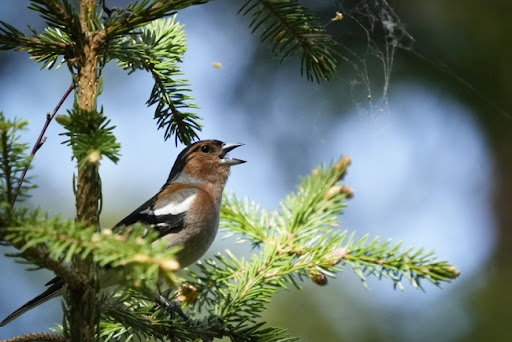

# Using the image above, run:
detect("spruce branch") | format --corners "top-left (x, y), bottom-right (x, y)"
top-left (239, 0), bottom-right (338, 82)
top-left (0, 21), bottom-right (75, 70)
top-left (99, 292), bottom-right (165, 341)
top-left (0, 114), bottom-right (35, 209)
top-left (343, 235), bottom-right (460, 290)
top-left (56, 107), bottom-right (121, 168)
top-left (100, 295), bottom-right (226, 342)
top-left (28, 0), bottom-right (80, 33)
top-left (218, 156), bottom-right (459, 290)
top-left (3, 213), bottom-right (180, 290)
top-left (110, 16), bottom-right (201, 145)
top-left (179, 156), bottom-right (459, 340)
top-left (2, 211), bottom-right (85, 290)
top-left (100, 291), bottom-right (296, 342)
top-left (103, 0), bottom-right (210, 38)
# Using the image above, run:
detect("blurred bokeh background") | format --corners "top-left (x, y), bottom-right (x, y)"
top-left (1, 0), bottom-right (511, 340)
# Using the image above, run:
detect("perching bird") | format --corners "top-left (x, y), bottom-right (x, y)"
top-left (0, 139), bottom-right (245, 327)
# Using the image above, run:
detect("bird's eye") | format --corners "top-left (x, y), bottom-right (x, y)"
top-left (201, 145), bottom-right (211, 153)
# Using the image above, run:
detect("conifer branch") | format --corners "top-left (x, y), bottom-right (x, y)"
top-left (179, 156), bottom-right (459, 339)
top-left (0, 114), bottom-right (35, 212)
top-left (3, 214), bottom-right (180, 290)
top-left (29, 1), bottom-right (79, 32)
top-left (217, 156), bottom-right (459, 290)
top-left (343, 236), bottom-right (460, 290)
top-left (0, 123), bottom-right (15, 207)
top-left (56, 107), bottom-right (121, 168)
top-left (239, 0), bottom-right (338, 82)
top-left (109, 17), bottom-right (201, 145)
top-left (103, 0), bottom-right (210, 38)
top-left (100, 291), bottom-right (295, 341)
top-left (0, 21), bottom-right (72, 69)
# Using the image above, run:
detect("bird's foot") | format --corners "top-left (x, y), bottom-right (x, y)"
top-left (154, 294), bottom-right (188, 321)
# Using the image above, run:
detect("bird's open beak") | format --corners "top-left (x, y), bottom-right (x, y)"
top-left (220, 143), bottom-right (246, 166)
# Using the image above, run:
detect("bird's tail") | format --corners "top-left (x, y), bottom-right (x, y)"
top-left (0, 278), bottom-right (63, 327)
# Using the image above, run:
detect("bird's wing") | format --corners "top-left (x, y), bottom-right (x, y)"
top-left (113, 184), bottom-right (198, 237)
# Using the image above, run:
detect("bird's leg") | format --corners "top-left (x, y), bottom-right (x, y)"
top-left (153, 288), bottom-right (188, 321)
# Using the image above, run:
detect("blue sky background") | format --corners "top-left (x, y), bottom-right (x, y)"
top-left (0, 1), bottom-right (496, 341)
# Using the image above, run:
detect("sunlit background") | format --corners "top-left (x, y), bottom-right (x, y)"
top-left (1, 0), bottom-right (511, 341)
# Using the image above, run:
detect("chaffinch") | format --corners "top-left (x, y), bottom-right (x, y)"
top-left (0, 139), bottom-right (245, 327)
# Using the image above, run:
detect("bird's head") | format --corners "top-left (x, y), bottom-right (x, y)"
top-left (167, 140), bottom-right (245, 184)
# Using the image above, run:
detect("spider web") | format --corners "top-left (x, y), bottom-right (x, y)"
top-left (325, 0), bottom-right (415, 117)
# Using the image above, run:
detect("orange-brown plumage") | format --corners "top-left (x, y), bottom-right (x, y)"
top-left (157, 183), bottom-right (197, 200)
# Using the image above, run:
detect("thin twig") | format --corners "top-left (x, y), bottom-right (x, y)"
top-left (11, 83), bottom-right (75, 206)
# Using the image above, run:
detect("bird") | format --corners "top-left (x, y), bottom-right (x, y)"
top-left (0, 139), bottom-right (245, 327)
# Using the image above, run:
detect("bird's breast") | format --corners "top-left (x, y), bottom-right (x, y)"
top-left (162, 210), bottom-right (220, 268)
